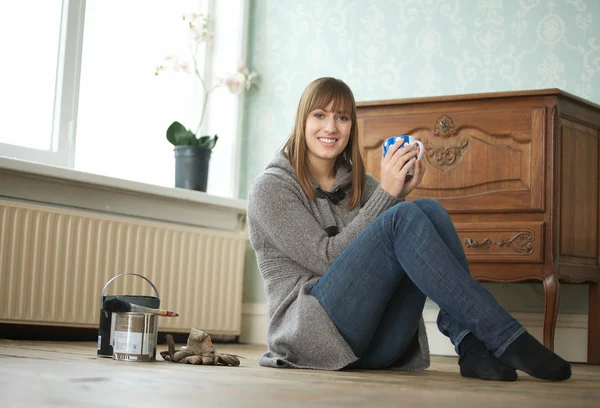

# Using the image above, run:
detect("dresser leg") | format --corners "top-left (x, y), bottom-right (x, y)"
top-left (543, 274), bottom-right (560, 352)
top-left (588, 282), bottom-right (599, 364)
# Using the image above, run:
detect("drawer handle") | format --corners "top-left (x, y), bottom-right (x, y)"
top-left (498, 232), bottom-right (534, 254)
top-left (464, 232), bottom-right (535, 255)
top-left (464, 238), bottom-right (491, 248)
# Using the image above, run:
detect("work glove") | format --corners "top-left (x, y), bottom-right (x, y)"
top-left (160, 328), bottom-right (240, 366)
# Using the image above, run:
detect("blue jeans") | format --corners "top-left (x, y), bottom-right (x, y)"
top-left (310, 198), bottom-right (525, 369)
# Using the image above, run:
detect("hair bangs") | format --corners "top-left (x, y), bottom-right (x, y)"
top-left (310, 80), bottom-right (354, 118)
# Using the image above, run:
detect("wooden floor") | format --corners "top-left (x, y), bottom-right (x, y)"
top-left (1, 339), bottom-right (598, 407)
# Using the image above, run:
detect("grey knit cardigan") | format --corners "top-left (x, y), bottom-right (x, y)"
top-left (247, 152), bottom-right (430, 371)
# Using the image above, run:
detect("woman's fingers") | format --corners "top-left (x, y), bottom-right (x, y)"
top-left (406, 161), bottom-right (420, 190)
top-left (394, 150), bottom-right (420, 175)
top-left (385, 143), bottom-right (417, 171)
top-left (403, 157), bottom-right (426, 195)
top-left (414, 157), bottom-right (426, 183)
top-left (382, 140), bottom-right (404, 163)
top-left (400, 158), bottom-right (417, 179)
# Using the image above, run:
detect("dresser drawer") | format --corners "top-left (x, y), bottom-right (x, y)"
top-left (454, 222), bottom-right (544, 263)
top-left (358, 104), bottom-right (545, 213)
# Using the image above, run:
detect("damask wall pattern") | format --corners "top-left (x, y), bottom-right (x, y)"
top-left (241, 0), bottom-right (599, 197)
top-left (240, 0), bottom-right (598, 308)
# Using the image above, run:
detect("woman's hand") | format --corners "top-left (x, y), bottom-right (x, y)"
top-left (379, 141), bottom-right (426, 199)
top-left (398, 150), bottom-right (426, 199)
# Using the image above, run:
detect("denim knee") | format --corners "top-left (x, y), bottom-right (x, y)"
top-left (390, 200), bottom-right (422, 218)
top-left (382, 201), bottom-right (431, 241)
top-left (412, 198), bottom-right (447, 215)
top-left (387, 201), bottom-right (424, 226)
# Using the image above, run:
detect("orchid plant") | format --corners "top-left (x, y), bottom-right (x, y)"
top-left (155, 12), bottom-right (258, 150)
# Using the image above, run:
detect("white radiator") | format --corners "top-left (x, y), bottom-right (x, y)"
top-left (0, 198), bottom-right (246, 335)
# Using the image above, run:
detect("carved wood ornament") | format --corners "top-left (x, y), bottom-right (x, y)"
top-left (464, 231), bottom-right (535, 255)
top-left (423, 138), bottom-right (469, 165)
top-left (423, 114), bottom-right (469, 167)
top-left (433, 114), bottom-right (457, 136)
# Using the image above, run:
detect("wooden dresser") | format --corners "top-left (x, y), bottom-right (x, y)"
top-left (356, 89), bottom-right (600, 364)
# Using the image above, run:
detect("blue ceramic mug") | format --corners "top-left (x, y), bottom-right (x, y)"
top-left (382, 135), bottom-right (424, 176)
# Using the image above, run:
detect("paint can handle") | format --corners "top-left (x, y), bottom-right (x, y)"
top-left (100, 273), bottom-right (161, 307)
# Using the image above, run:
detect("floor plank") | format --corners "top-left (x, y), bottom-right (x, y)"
top-left (0, 340), bottom-right (598, 407)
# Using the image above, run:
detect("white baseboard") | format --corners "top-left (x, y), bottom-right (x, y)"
top-left (240, 303), bottom-right (589, 363)
top-left (240, 303), bottom-right (269, 345)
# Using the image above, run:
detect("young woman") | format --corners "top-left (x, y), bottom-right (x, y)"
top-left (247, 77), bottom-right (571, 381)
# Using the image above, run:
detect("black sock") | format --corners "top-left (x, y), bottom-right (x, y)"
top-left (498, 331), bottom-right (571, 381)
top-left (458, 333), bottom-right (517, 381)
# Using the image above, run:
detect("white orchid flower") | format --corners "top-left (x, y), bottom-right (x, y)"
top-left (157, 12), bottom-right (259, 139)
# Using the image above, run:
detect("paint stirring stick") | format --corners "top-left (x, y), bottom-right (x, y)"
top-left (104, 298), bottom-right (179, 317)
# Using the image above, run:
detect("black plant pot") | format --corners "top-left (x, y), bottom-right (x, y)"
top-left (174, 146), bottom-right (211, 192)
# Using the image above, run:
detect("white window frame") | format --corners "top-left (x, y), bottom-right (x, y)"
top-left (0, 0), bottom-right (85, 168)
top-left (232, 0), bottom-right (251, 197)
top-left (205, 0), bottom-right (250, 198)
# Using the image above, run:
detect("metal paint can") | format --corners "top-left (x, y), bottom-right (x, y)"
top-left (112, 312), bottom-right (158, 362)
top-left (98, 273), bottom-right (160, 357)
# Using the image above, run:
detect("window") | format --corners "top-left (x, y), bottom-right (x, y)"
top-left (75, 0), bottom-right (203, 190)
top-left (0, 0), bottom-right (83, 167)
top-left (0, 0), bottom-right (249, 199)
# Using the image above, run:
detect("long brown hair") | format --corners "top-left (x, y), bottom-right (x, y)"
top-left (282, 77), bottom-right (365, 210)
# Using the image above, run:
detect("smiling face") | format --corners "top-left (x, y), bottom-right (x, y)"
top-left (304, 101), bottom-right (352, 171)
top-left (283, 78), bottom-right (359, 194)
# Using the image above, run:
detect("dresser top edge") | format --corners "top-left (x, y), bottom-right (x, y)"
top-left (356, 88), bottom-right (600, 110)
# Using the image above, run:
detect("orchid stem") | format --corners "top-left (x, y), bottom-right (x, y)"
top-left (190, 41), bottom-right (223, 137)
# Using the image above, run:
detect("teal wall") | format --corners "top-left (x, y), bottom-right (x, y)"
top-left (241, 0), bottom-right (600, 306)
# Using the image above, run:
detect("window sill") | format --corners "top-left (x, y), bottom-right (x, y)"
top-left (0, 157), bottom-right (246, 232)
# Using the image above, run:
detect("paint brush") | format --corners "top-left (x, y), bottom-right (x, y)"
top-left (104, 298), bottom-right (179, 317)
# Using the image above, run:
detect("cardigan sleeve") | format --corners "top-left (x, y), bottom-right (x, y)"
top-left (247, 172), bottom-right (400, 276)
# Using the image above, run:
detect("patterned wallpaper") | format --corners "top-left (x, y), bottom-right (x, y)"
top-left (240, 0), bottom-right (598, 308)
top-left (241, 0), bottom-right (599, 197)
